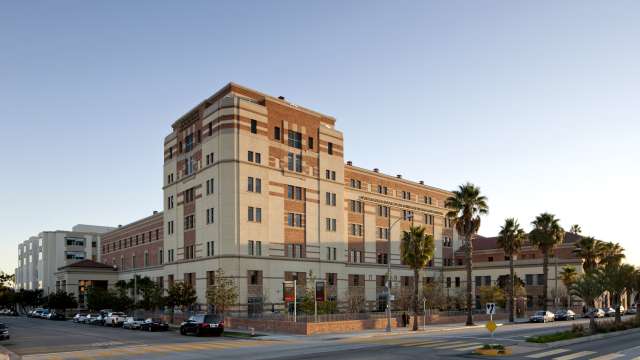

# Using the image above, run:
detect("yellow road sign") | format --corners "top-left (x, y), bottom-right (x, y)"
top-left (485, 320), bottom-right (497, 333)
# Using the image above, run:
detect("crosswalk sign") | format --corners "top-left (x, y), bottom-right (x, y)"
top-left (486, 303), bottom-right (496, 315)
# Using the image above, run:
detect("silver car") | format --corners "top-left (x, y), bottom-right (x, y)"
top-left (530, 310), bottom-right (555, 323)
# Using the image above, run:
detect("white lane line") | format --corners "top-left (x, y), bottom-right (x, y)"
top-left (434, 342), bottom-right (479, 350)
top-left (453, 344), bottom-right (483, 351)
top-left (526, 348), bottom-right (571, 358)
top-left (553, 351), bottom-right (596, 360)
top-left (590, 354), bottom-right (624, 360)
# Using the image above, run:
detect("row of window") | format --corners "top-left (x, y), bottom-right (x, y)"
top-left (353, 178), bottom-right (437, 206)
top-left (103, 230), bottom-right (161, 254)
top-left (110, 248), bottom-right (164, 270)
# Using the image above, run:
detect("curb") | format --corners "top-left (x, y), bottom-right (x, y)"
top-left (528, 327), bottom-right (640, 348)
top-left (0, 345), bottom-right (20, 360)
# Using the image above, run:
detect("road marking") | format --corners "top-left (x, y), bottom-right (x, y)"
top-left (454, 344), bottom-right (483, 351)
top-left (553, 351), bottom-right (596, 360)
top-left (526, 348), bottom-right (571, 358)
top-left (432, 341), bottom-right (474, 349)
top-left (590, 354), bottom-right (624, 360)
top-left (400, 340), bottom-right (447, 347)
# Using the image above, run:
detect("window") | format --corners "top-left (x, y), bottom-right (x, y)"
top-left (250, 119), bottom-right (257, 134)
top-left (248, 240), bottom-right (255, 256)
top-left (256, 241), bottom-right (262, 256)
top-left (248, 207), bottom-right (262, 223)
top-left (475, 276), bottom-right (482, 287)
top-left (288, 130), bottom-right (302, 149)
top-left (206, 208), bottom-right (215, 224)
top-left (184, 188), bottom-right (195, 203)
top-left (144, 251), bottom-right (149, 267)
top-left (287, 152), bottom-right (302, 172)
top-left (377, 205), bottom-right (389, 218)
top-left (377, 185), bottom-right (388, 194)
top-left (537, 274), bottom-right (545, 285)
top-left (377, 253), bottom-right (388, 264)
top-left (308, 136), bottom-right (314, 149)
top-left (325, 170), bottom-right (336, 180)
top-left (349, 200), bottom-right (363, 213)
top-left (248, 177), bottom-right (254, 192)
top-left (446, 277), bottom-right (451, 288)
top-left (248, 151), bottom-right (261, 164)
top-left (167, 221), bottom-right (174, 235)
top-left (167, 173), bottom-right (174, 184)
top-left (184, 215), bottom-right (195, 230)
top-left (205, 152), bottom-right (215, 165)
top-left (484, 276), bottom-right (492, 286)
top-left (168, 146), bottom-right (173, 159)
top-left (274, 127), bottom-right (281, 140)
top-left (206, 241), bottom-right (215, 257)
top-left (326, 247), bottom-right (337, 261)
top-left (424, 196), bottom-right (432, 205)
top-left (455, 277), bottom-right (460, 288)
top-left (402, 191), bottom-right (411, 200)
top-left (206, 178), bottom-right (215, 195)
top-left (159, 248), bottom-right (164, 264)
top-left (325, 192), bottom-right (336, 206)
top-left (325, 218), bottom-right (337, 232)
top-left (207, 271), bottom-right (215, 286)
top-left (525, 274), bottom-right (534, 286)
top-left (402, 210), bottom-right (414, 221)
top-left (327, 273), bottom-right (337, 286)
top-left (184, 133), bottom-right (194, 152)
top-left (287, 213), bottom-right (303, 227)
top-left (287, 185), bottom-right (303, 200)
top-left (248, 151), bottom-right (254, 162)
top-left (185, 156), bottom-right (194, 176)
top-left (444, 217), bottom-right (453, 228)
top-left (167, 195), bottom-right (174, 209)
top-left (249, 270), bottom-right (261, 285)
top-left (377, 227), bottom-right (389, 239)
top-left (350, 179), bottom-right (362, 189)
top-left (208, 122), bottom-right (212, 136)
top-left (443, 236), bottom-right (452, 247)
top-left (328, 142), bottom-right (333, 155)
top-left (256, 152), bottom-right (261, 164)
top-left (286, 244), bottom-right (303, 258)
top-left (168, 249), bottom-right (175, 263)
top-left (424, 214), bottom-right (434, 225)
top-left (488, 256), bottom-right (494, 262)
top-left (349, 224), bottom-right (363, 236)
top-left (184, 245), bottom-right (195, 260)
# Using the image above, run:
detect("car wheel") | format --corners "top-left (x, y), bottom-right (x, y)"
top-left (180, 328), bottom-right (186, 335)
top-left (195, 328), bottom-right (201, 337)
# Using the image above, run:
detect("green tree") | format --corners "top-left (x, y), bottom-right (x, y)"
top-left (85, 287), bottom-right (114, 311)
top-left (46, 291), bottom-right (78, 312)
top-left (497, 218), bottom-right (526, 322)
top-left (205, 269), bottom-right (238, 315)
top-left (571, 272), bottom-right (604, 332)
top-left (478, 286), bottom-right (506, 308)
top-left (573, 236), bottom-right (604, 274)
top-left (167, 282), bottom-right (197, 323)
top-left (445, 182), bottom-right (489, 326)
top-left (559, 265), bottom-right (579, 308)
top-left (569, 224), bottom-right (582, 235)
top-left (529, 212), bottom-right (564, 311)
top-left (400, 225), bottom-right (435, 331)
top-left (601, 263), bottom-right (635, 323)
top-left (600, 242), bottom-right (625, 268)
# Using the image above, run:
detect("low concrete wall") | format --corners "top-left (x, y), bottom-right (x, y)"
top-left (227, 317), bottom-right (399, 335)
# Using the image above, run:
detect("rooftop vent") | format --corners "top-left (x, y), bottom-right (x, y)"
top-left (278, 96), bottom-right (285, 100)
top-left (347, 161), bottom-right (352, 166)
top-left (118, 225), bottom-right (122, 228)
top-left (153, 211), bottom-right (158, 214)
top-left (419, 180), bottom-right (424, 185)
top-left (373, 168), bottom-right (379, 173)
top-left (397, 174), bottom-right (402, 179)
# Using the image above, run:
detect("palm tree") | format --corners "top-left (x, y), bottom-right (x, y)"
top-left (569, 224), bottom-right (582, 234)
top-left (529, 212), bottom-right (564, 311)
top-left (496, 218), bottom-right (526, 323)
top-left (559, 265), bottom-right (579, 308)
top-left (571, 272), bottom-right (604, 332)
top-left (446, 182), bottom-right (489, 326)
top-left (601, 263), bottom-right (635, 323)
top-left (600, 242), bottom-right (625, 268)
top-left (400, 225), bottom-right (435, 331)
top-left (573, 236), bottom-right (604, 274)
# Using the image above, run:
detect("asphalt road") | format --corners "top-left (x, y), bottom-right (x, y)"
top-left (2, 314), bottom-right (640, 359)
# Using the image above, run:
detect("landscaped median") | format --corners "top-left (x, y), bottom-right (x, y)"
top-left (473, 344), bottom-right (512, 356)
top-left (527, 316), bottom-right (640, 344)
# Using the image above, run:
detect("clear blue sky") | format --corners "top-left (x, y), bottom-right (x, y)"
top-left (1, 1), bottom-right (639, 274)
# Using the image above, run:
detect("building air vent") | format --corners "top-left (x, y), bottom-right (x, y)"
top-left (373, 168), bottom-right (379, 173)
top-left (347, 161), bottom-right (352, 166)
top-left (397, 174), bottom-right (402, 179)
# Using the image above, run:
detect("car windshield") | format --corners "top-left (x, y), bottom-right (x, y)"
top-left (203, 315), bottom-right (221, 323)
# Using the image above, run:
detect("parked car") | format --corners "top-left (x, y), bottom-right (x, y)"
top-left (31, 308), bottom-right (45, 318)
top-left (584, 308), bottom-right (605, 318)
top-left (180, 314), bottom-right (224, 336)
top-left (49, 312), bottom-right (66, 321)
top-left (103, 312), bottom-right (126, 327)
top-left (0, 309), bottom-right (17, 316)
top-left (39, 309), bottom-right (51, 319)
top-left (529, 310), bottom-right (555, 323)
top-left (83, 313), bottom-right (100, 324)
top-left (73, 313), bottom-right (88, 323)
top-left (0, 323), bottom-right (9, 340)
top-left (628, 303), bottom-right (638, 314)
top-left (554, 309), bottom-right (576, 321)
top-left (604, 306), bottom-right (625, 317)
top-left (122, 317), bottom-right (146, 330)
top-left (140, 318), bottom-right (169, 332)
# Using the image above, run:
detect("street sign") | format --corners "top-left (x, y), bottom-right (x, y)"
top-left (315, 281), bottom-right (325, 302)
top-left (486, 320), bottom-right (497, 333)
top-left (283, 281), bottom-right (295, 302)
top-left (486, 303), bottom-right (496, 315)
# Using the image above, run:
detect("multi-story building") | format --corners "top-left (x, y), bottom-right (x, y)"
top-left (16, 224), bottom-right (114, 293)
top-left (100, 83), bottom-right (459, 313)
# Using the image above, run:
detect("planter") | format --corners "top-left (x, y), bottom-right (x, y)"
top-left (474, 348), bottom-right (513, 356)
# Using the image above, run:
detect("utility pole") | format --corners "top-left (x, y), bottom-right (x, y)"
top-left (554, 255), bottom-right (558, 311)
top-left (293, 280), bottom-right (297, 323)
top-left (386, 212), bottom-right (412, 332)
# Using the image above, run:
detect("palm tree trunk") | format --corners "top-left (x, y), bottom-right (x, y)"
top-left (509, 257), bottom-right (515, 322)
top-left (413, 269), bottom-right (419, 331)
top-left (614, 294), bottom-right (621, 324)
top-left (466, 235), bottom-right (474, 326)
top-left (542, 252), bottom-right (549, 312)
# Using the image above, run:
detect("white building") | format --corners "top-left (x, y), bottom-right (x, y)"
top-left (15, 224), bottom-right (115, 294)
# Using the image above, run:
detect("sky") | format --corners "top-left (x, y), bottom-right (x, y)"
top-left (1, 1), bottom-right (639, 274)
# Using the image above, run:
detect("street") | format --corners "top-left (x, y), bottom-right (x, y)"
top-left (3, 315), bottom-right (640, 359)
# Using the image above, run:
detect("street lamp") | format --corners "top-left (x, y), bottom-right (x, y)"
top-left (386, 212), bottom-right (412, 332)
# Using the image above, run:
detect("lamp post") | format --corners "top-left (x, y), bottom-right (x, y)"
top-left (386, 212), bottom-right (412, 332)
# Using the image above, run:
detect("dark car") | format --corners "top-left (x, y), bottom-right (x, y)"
top-left (140, 318), bottom-right (169, 332)
top-left (0, 323), bottom-right (9, 340)
top-left (554, 309), bottom-right (576, 321)
top-left (49, 312), bottom-right (66, 321)
top-left (180, 314), bottom-right (224, 336)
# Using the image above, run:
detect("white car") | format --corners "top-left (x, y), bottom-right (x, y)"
top-left (628, 304), bottom-right (638, 314)
top-left (530, 310), bottom-right (555, 323)
top-left (103, 312), bottom-right (126, 327)
top-left (73, 313), bottom-right (88, 323)
top-left (122, 317), bottom-right (146, 330)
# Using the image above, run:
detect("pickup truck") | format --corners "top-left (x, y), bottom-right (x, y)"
top-left (103, 312), bottom-right (127, 327)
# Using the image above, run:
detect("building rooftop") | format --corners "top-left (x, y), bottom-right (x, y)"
top-left (58, 259), bottom-right (114, 271)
